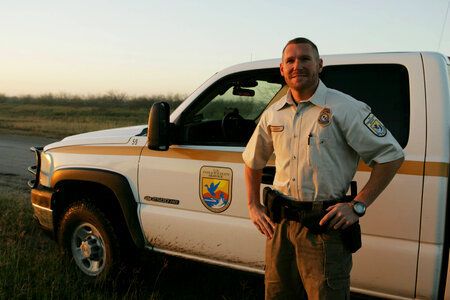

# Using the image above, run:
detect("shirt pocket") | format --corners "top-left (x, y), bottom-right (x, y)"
top-left (269, 124), bottom-right (289, 154)
top-left (307, 127), bottom-right (333, 171)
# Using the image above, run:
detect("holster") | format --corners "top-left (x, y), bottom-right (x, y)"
top-left (263, 187), bottom-right (282, 223)
top-left (262, 183), bottom-right (362, 253)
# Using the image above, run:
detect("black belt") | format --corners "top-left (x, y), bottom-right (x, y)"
top-left (263, 187), bottom-right (354, 224)
top-left (282, 199), bottom-right (340, 211)
top-left (279, 200), bottom-right (339, 222)
top-left (262, 184), bottom-right (362, 253)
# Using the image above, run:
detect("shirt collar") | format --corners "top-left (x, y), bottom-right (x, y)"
top-left (273, 80), bottom-right (328, 111)
top-left (309, 80), bottom-right (327, 107)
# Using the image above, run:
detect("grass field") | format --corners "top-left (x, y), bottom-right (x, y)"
top-left (0, 92), bottom-right (184, 139)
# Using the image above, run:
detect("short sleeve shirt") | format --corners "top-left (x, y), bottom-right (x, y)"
top-left (242, 80), bottom-right (404, 201)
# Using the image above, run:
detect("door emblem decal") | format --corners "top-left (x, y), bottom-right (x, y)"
top-left (200, 166), bottom-right (232, 213)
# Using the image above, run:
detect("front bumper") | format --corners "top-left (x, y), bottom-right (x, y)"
top-left (30, 186), bottom-right (55, 231)
top-left (28, 146), bottom-right (54, 231)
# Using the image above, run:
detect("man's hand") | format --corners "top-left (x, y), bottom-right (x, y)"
top-left (245, 165), bottom-right (276, 239)
top-left (319, 203), bottom-right (359, 230)
top-left (249, 202), bottom-right (275, 239)
top-left (319, 157), bottom-right (404, 230)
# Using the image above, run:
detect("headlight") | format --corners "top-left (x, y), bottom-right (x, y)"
top-left (39, 152), bottom-right (53, 186)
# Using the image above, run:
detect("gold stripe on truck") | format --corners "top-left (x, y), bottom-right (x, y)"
top-left (51, 145), bottom-right (142, 156)
top-left (358, 160), bottom-right (449, 177)
top-left (51, 146), bottom-right (449, 178)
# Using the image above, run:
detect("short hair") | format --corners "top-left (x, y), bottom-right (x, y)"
top-left (282, 37), bottom-right (320, 60)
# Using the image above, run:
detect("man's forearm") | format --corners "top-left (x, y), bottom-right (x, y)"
top-left (355, 156), bottom-right (404, 207)
top-left (245, 165), bottom-right (263, 207)
top-left (321, 156), bottom-right (404, 229)
top-left (245, 164), bottom-right (275, 238)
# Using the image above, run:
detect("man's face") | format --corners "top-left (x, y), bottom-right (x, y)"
top-left (280, 43), bottom-right (323, 95)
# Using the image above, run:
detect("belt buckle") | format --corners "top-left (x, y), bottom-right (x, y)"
top-left (312, 202), bottom-right (323, 210)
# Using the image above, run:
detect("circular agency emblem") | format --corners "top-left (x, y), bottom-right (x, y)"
top-left (199, 166), bottom-right (232, 213)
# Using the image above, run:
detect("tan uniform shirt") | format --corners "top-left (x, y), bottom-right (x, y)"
top-left (243, 80), bottom-right (404, 201)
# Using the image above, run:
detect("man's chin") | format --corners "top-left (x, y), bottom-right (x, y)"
top-left (288, 80), bottom-right (317, 92)
top-left (289, 80), bottom-right (307, 89)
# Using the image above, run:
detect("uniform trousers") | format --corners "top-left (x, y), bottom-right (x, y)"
top-left (265, 219), bottom-right (352, 300)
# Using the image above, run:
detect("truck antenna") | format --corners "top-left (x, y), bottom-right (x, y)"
top-left (438, 0), bottom-right (450, 52)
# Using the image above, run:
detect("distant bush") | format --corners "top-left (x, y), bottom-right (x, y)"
top-left (0, 91), bottom-right (186, 110)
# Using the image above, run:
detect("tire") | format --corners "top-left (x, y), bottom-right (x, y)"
top-left (58, 202), bottom-right (121, 282)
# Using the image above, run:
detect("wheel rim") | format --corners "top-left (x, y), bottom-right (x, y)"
top-left (71, 222), bottom-right (106, 276)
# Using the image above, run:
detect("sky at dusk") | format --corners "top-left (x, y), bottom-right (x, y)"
top-left (1, 0), bottom-right (449, 97)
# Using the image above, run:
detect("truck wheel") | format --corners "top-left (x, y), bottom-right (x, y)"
top-left (58, 202), bottom-right (120, 281)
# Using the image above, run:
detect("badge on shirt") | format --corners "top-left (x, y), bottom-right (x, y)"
top-left (317, 106), bottom-right (332, 126)
top-left (364, 113), bottom-right (387, 137)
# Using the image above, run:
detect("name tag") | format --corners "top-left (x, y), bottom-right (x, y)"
top-left (269, 125), bottom-right (284, 132)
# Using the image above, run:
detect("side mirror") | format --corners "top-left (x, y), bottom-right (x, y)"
top-left (147, 102), bottom-right (171, 151)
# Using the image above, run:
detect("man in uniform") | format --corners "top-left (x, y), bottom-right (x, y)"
top-left (243, 38), bottom-right (405, 299)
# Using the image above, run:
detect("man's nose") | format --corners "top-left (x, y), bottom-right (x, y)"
top-left (293, 59), bottom-right (302, 70)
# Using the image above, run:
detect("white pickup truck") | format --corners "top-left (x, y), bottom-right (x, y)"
top-left (29, 52), bottom-right (449, 299)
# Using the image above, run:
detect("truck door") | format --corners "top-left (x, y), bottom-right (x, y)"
top-left (138, 69), bottom-right (285, 271)
top-left (320, 53), bottom-right (426, 298)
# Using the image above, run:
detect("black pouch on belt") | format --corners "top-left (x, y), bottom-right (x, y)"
top-left (341, 221), bottom-right (362, 253)
top-left (340, 182), bottom-right (362, 253)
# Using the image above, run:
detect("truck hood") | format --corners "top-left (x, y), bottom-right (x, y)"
top-left (44, 125), bottom-right (147, 150)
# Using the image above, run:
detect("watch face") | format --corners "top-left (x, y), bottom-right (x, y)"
top-left (353, 202), bottom-right (366, 216)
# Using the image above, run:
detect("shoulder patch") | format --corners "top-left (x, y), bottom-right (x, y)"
top-left (364, 113), bottom-right (387, 137)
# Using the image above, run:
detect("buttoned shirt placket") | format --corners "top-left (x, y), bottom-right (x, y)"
top-left (291, 101), bottom-right (314, 201)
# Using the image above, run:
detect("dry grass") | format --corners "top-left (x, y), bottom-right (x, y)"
top-left (0, 115), bottom-right (137, 139)
top-left (0, 93), bottom-right (183, 139)
top-left (0, 176), bottom-right (264, 299)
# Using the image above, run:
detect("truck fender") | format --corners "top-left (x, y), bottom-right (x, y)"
top-left (51, 168), bottom-right (145, 249)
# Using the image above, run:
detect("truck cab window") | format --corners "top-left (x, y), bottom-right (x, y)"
top-left (320, 64), bottom-right (410, 148)
top-left (176, 71), bottom-right (284, 146)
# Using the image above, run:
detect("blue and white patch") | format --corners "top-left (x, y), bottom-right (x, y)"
top-left (364, 113), bottom-right (387, 137)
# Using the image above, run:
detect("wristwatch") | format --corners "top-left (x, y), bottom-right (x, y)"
top-left (351, 200), bottom-right (366, 217)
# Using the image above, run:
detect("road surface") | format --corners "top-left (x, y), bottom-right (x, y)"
top-left (0, 134), bottom-right (57, 190)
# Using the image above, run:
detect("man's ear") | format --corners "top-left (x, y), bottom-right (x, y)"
top-left (280, 62), bottom-right (285, 77)
top-left (318, 58), bottom-right (323, 73)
